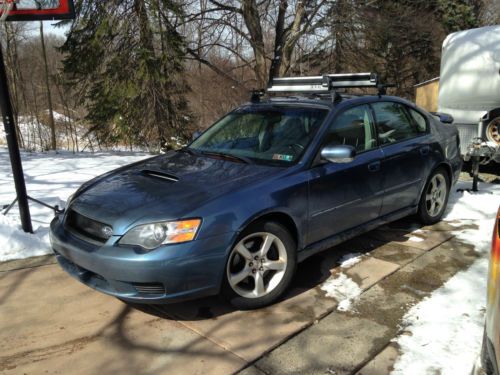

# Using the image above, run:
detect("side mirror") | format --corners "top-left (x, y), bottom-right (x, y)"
top-left (431, 112), bottom-right (454, 124)
top-left (320, 144), bottom-right (356, 163)
top-left (192, 131), bottom-right (202, 141)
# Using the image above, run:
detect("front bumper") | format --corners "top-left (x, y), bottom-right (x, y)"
top-left (50, 216), bottom-right (236, 304)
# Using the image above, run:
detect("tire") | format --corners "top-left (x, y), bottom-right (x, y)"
top-left (481, 329), bottom-right (495, 375)
top-left (222, 221), bottom-right (297, 309)
top-left (486, 117), bottom-right (500, 145)
top-left (417, 167), bottom-right (450, 225)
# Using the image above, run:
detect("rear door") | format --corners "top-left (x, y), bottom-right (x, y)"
top-left (307, 104), bottom-right (384, 244)
top-left (371, 101), bottom-right (430, 216)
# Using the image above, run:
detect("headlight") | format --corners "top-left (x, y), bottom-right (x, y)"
top-left (119, 219), bottom-right (201, 250)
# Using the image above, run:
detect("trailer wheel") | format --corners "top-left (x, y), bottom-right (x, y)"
top-left (486, 117), bottom-right (500, 145)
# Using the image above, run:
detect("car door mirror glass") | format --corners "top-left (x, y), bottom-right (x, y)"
top-left (320, 144), bottom-right (356, 163)
top-left (430, 112), bottom-right (454, 124)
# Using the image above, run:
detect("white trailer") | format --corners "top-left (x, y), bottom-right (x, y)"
top-left (438, 25), bottom-right (500, 163)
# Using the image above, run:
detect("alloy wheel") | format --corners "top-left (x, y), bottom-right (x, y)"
top-left (226, 232), bottom-right (288, 299)
top-left (425, 174), bottom-right (447, 217)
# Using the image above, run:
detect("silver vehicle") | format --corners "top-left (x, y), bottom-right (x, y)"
top-left (438, 25), bottom-right (500, 163)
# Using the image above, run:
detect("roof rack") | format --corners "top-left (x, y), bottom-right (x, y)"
top-left (267, 73), bottom-right (379, 93)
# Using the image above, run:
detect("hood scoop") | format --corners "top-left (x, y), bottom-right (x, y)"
top-left (141, 169), bottom-right (179, 182)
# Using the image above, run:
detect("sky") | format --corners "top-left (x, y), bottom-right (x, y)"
top-left (25, 20), bottom-right (69, 38)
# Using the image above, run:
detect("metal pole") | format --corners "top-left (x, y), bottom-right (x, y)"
top-left (0, 40), bottom-right (32, 233)
top-left (471, 155), bottom-right (480, 192)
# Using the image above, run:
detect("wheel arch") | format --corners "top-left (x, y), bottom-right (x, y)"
top-left (434, 162), bottom-right (453, 187)
top-left (237, 210), bottom-right (300, 250)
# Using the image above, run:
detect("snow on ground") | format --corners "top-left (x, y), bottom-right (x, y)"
top-left (0, 147), bottom-right (151, 261)
top-left (320, 273), bottom-right (362, 312)
top-left (320, 252), bottom-right (364, 311)
top-left (392, 180), bottom-right (500, 375)
top-left (338, 252), bottom-right (363, 268)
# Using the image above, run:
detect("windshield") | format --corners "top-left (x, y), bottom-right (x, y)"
top-left (189, 106), bottom-right (329, 166)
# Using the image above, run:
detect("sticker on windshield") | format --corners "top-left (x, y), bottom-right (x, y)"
top-left (272, 154), bottom-right (294, 162)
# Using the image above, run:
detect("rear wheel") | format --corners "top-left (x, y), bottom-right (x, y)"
top-left (222, 221), bottom-right (296, 309)
top-left (417, 168), bottom-right (450, 225)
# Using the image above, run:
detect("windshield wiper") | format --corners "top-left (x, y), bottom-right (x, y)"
top-left (177, 147), bottom-right (199, 156)
top-left (199, 150), bottom-right (253, 164)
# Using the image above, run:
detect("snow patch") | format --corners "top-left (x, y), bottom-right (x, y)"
top-left (392, 259), bottom-right (488, 375)
top-left (391, 180), bottom-right (500, 374)
top-left (0, 148), bottom-right (151, 261)
top-left (320, 273), bottom-right (362, 311)
top-left (407, 236), bottom-right (424, 243)
top-left (338, 253), bottom-right (363, 268)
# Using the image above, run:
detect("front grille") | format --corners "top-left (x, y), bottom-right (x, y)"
top-left (132, 283), bottom-right (166, 295)
top-left (65, 209), bottom-right (112, 243)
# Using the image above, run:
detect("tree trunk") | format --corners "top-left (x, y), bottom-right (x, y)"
top-left (269, 0), bottom-right (288, 81)
top-left (279, 1), bottom-right (306, 76)
top-left (40, 21), bottom-right (56, 150)
top-left (241, 0), bottom-right (267, 88)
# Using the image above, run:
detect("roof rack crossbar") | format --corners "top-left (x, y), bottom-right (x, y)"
top-left (267, 72), bottom-right (378, 93)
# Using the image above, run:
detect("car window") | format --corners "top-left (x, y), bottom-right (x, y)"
top-left (408, 108), bottom-right (428, 133)
top-left (190, 106), bottom-right (329, 166)
top-left (323, 105), bottom-right (377, 152)
top-left (371, 102), bottom-right (420, 144)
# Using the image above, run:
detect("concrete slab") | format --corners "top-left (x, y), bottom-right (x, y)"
top-left (160, 287), bottom-right (336, 363)
top-left (255, 313), bottom-right (391, 375)
top-left (158, 246), bottom-right (396, 364)
top-left (0, 265), bottom-right (246, 374)
top-left (250, 237), bottom-right (479, 375)
top-left (369, 243), bottom-right (425, 266)
top-left (157, 240), bottom-right (397, 363)
top-left (237, 365), bottom-right (268, 375)
top-left (356, 343), bottom-right (399, 375)
top-left (367, 228), bottom-right (453, 251)
top-left (344, 257), bottom-right (400, 290)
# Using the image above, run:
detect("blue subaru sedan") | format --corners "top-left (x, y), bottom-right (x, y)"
top-left (51, 74), bottom-right (462, 309)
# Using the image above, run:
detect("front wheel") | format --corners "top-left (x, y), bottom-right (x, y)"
top-left (417, 168), bottom-right (450, 225)
top-left (222, 221), bottom-right (296, 309)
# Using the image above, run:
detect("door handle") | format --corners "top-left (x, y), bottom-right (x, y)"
top-left (420, 146), bottom-right (430, 156)
top-left (368, 161), bottom-right (381, 172)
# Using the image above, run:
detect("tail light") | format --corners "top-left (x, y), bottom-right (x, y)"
top-left (494, 207), bottom-right (500, 255)
top-left (487, 207), bottom-right (500, 305)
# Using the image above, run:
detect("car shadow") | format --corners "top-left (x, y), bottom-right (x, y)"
top-left (126, 215), bottom-right (430, 322)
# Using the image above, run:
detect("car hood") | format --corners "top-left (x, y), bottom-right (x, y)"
top-left (69, 151), bottom-right (281, 234)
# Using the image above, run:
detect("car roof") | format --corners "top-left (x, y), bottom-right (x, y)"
top-left (242, 94), bottom-right (419, 111)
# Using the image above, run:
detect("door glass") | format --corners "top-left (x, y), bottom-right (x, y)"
top-left (408, 108), bottom-right (428, 133)
top-left (372, 102), bottom-right (419, 144)
top-left (323, 105), bottom-right (377, 152)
